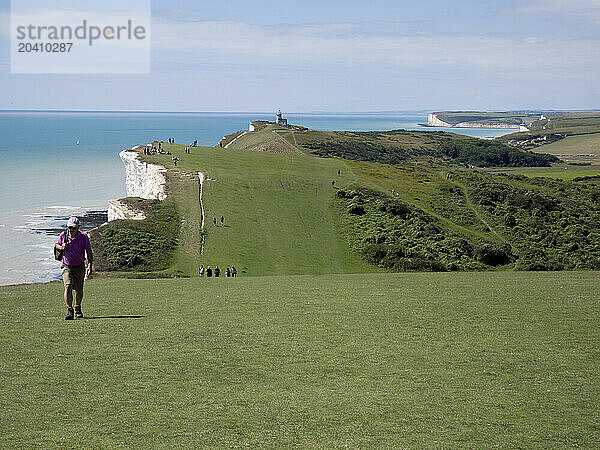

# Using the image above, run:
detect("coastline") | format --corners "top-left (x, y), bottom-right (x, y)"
top-left (0, 111), bottom-right (521, 287)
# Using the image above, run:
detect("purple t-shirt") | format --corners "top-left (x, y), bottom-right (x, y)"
top-left (57, 231), bottom-right (91, 266)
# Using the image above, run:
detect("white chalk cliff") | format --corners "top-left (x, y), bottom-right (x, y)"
top-left (427, 113), bottom-right (528, 130)
top-left (427, 113), bottom-right (452, 127)
top-left (107, 149), bottom-right (168, 222)
top-left (107, 199), bottom-right (146, 222)
top-left (120, 150), bottom-right (168, 200)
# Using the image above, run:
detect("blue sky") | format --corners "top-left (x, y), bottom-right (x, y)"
top-left (0, 0), bottom-right (598, 112)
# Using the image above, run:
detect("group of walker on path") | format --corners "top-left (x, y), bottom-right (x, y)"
top-left (198, 264), bottom-right (237, 278)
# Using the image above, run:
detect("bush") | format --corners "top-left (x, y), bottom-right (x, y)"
top-left (439, 140), bottom-right (559, 167)
top-left (90, 198), bottom-right (179, 272)
top-left (391, 257), bottom-right (447, 272)
top-left (473, 243), bottom-right (513, 266)
top-left (348, 200), bottom-right (365, 215)
top-left (362, 244), bottom-right (388, 264)
top-left (379, 199), bottom-right (412, 217)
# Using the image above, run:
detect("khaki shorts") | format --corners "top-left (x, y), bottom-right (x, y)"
top-left (62, 263), bottom-right (85, 292)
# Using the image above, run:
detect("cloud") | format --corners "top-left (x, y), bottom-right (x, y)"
top-left (517, 0), bottom-right (600, 22)
top-left (150, 19), bottom-right (599, 76)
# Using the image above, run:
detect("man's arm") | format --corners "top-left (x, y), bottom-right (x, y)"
top-left (85, 244), bottom-right (94, 278)
top-left (55, 233), bottom-right (66, 251)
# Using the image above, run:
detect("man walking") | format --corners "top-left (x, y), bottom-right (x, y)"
top-left (54, 216), bottom-right (93, 320)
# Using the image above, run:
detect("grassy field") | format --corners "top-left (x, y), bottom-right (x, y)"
top-left (1, 272), bottom-right (598, 447)
top-left (487, 166), bottom-right (600, 181)
top-left (139, 143), bottom-right (375, 277)
top-left (539, 133), bottom-right (600, 157)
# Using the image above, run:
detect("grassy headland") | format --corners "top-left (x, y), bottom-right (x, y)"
top-left (87, 120), bottom-right (599, 275)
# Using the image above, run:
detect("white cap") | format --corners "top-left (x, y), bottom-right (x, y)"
top-left (67, 216), bottom-right (80, 228)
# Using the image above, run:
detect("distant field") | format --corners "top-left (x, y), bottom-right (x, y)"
top-left (499, 112), bottom-right (600, 142)
top-left (1, 272), bottom-right (598, 447)
top-left (537, 133), bottom-right (600, 158)
top-left (488, 166), bottom-right (600, 180)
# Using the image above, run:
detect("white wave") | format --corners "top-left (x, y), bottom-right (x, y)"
top-left (46, 206), bottom-right (83, 211)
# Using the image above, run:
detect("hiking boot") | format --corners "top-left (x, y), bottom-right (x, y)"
top-left (65, 307), bottom-right (74, 320)
top-left (74, 306), bottom-right (84, 319)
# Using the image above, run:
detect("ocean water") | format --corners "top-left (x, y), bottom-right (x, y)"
top-left (0, 111), bottom-right (516, 286)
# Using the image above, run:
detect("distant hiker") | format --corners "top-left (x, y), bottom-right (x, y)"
top-left (231, 265), bottom-right (237, 277)
top-left (332, 180), bottom-right (335, 187)
top-left (244, 145), bottom-right (248, 151)
top-left (206, 266), bottom-right (212, 277)
top-left (220, 216), bottom-right (224, 225)
top-left (55, 216), bottom-right (93, 320)
top-left (213, 217), bottom-right (217, 226)
top-left (194, 139), bottom-right (197, 147)
top-left (338, 169), bottom-right (340, 175)
top-left (214, 266), bottom-right (221, 277)
top-left (199, 264), bottom-right (204, 277)
top-left (225, 268), bottom-right (231, 277)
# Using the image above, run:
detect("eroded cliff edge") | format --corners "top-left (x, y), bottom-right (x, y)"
top-left (107, 149), bottom-right (168, 221)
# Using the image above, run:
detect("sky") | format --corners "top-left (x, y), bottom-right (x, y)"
top-left (0, 0), bottom-right (598, 112)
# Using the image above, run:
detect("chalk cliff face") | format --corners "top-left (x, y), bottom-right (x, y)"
top-left (427, 113), bottom-right (452, 127)
top-left (427, 113), bottom-right (528, 131)
top-left (107, 199), bottom-right (146, 222)
top-left (107, 150), bottom-right (167, 222)
top-left (120, 150), bottom-right (167, 201)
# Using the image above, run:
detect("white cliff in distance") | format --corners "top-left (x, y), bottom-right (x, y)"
top-left (120, 149), bottom-right (167, 200)
top-left (107, 149), bottom-right (168, 222)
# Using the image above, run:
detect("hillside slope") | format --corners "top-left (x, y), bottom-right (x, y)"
top-left (91, 122), bottom-right (599, 276)
top-left (2, 272), bottom-right (599, 447)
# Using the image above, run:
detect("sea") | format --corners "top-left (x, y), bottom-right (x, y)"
top-left (0, 111), bottom-right (517, 286)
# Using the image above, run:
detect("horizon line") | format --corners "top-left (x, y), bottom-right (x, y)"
top-left (1, 108), bottom-right (598, 115)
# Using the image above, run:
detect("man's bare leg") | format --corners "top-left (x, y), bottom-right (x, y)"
top-left (64, 285), bottom-right (73, 308)
top-left (74, 291), bottom-right (84, 318)
top-left (64, 285), bottom-right (74, 319)
top-left (75, 290), bottom-right (83, 307)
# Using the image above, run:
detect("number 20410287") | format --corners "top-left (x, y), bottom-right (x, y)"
top-left (18, 42), bottom-right (73, 52)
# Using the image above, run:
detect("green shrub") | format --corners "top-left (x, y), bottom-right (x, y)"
top-left (362, 244), bottom-right (388, 265)
top-left (473, 243), bottom-right (513, 266)
top-left (439, 140), bottom-right (559, 167)
top-left (90, 198), bottom-right (179, 272)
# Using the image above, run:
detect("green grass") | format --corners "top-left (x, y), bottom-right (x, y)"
top-left (539, 133), bottom-right (600, 157)
top-left (488, 166), bottom-right (600, 181)
top-left (227, 124), bottom-right (302, 154)
top-left (140, 144), bottom-right (374, 277)
top-left (1, 272), bottom-right (598, 447)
